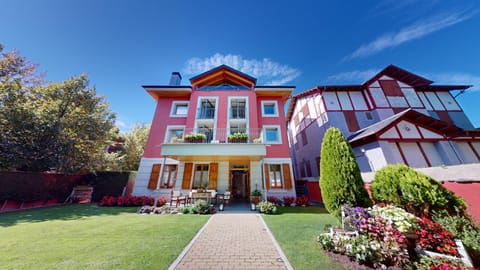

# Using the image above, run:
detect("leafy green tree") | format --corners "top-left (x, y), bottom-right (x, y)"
top-left (0, 44), bottom-right (116, 174)
top-left (100, 123), bottom-right (150, 171)
top-left (0, 44), bottom-right (47, 171)
top-left (122, 123), bottom-right (150, 171)
top-left (319, 127), bottom-right (371, 220)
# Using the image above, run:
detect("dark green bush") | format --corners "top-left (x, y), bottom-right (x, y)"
top-left (371, 164), bottom-right (465, 216)
top-left (319, 127), bottom-right (372, 220)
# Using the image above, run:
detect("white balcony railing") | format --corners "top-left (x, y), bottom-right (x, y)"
top-left (168, 128), bottom-right (264, 144)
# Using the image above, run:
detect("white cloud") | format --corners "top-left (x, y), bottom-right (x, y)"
top-left (183, 53), bottom-right (300, 85)
top-left (327, 69), bottom-right (379, 84)
top-left (427, 72), bottom-right (480, 91)
top-left (344, 10), bottom-right (476, 61)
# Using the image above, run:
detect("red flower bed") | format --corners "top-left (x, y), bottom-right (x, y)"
top-left (267, 196), bottom-right (281, 205)
top-left (99, 195), bottom-right (165, 207)
top-left (282, 196), bottom-right (295, 206)
top-left (416, 217), bottom-right (460, 257)
top-left (296, 195), bottom-right (310, 206)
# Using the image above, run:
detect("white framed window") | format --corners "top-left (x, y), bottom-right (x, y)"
top-left (268, 164), bottom-right (283, 188)
top-left (165, 125), bottom-right (185, 143)
top-left (161, 165), bottom-right (177, 188)
top-left (170, 101), bottom-right (189, 117)
top-left (193, 164), bottom-right (209, 189)
top-left (263, 125), bottom-right (282, 144)
top-left (261, 100), bottom-right (279, 117)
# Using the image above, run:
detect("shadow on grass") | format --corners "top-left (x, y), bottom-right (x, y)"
top-left (0, 204), bottom-right (138, 227)
top-left (275, 206), bottom-right (330, 214)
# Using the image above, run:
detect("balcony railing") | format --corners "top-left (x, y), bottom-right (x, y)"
top-left (168, 128), bottom-right (264, 144)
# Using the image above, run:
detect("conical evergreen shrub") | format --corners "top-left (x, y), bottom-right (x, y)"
top-left (319, 127), bottom-right (372, 220)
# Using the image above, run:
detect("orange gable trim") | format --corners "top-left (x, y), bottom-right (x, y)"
top-left (190, 65), bottom-right (256, 88)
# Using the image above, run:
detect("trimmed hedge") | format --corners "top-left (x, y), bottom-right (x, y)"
top-left (0, 171), bottom-right (136, 202)
top-left (319, 127), bottom-right (372, 220)
top-left (84, 171), bottom-right (136, 202)
top-left (0, 172), bottom-right (81, 202)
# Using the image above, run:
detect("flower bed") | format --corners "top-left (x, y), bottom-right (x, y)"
top-left (99, 195), bottom-right (166, 207)
top-left (318, 205), bottom-right (472, 269)
top-left (282, 196), bottom-right (295, 206)
top-left (267, 196), bottom-right (281, 205)
top-left (296, 195), bottom-right (310, 206)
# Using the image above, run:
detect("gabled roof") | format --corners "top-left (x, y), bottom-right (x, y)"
top-left (363, 64), bottom-right (433, 87)
top-left (348, 109), bottom-right (462, 146)
top-left (286, 64), bottom-right (472, 122)
top-left (189, 65), bottom-right (257, 88)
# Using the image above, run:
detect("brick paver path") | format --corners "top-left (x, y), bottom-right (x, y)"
top-left (170, 214), bottom-right (292, 270)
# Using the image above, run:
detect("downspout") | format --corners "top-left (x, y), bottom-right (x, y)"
top-left (261, 158), bottom-right (266, 200)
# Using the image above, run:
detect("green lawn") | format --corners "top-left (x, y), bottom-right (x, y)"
top-left (0, 204), bottom-right (209, 270)
top-left (263, 206), bottom-right (349, 270)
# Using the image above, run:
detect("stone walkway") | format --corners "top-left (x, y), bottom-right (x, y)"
top-left (169, 214), bottom-right (293, 270)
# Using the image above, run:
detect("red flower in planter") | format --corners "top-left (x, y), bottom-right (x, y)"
top-left (415, 218), bottom-right (460, 257)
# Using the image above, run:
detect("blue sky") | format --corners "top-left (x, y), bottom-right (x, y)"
top-left (1, 0), bottom-right (479, 131)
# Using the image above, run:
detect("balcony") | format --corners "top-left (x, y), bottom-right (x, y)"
top-left (162, 128), bottom-right (266, 161)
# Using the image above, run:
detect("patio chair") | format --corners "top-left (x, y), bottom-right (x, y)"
top-left (223, 191), bottom-right (231, 205)
top-left (207, 189), bottom-right (217, 204)
top-left (170, 190), bottom-right (186, 207)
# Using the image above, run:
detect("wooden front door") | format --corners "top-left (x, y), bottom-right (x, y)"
top-left (229, 163), bottom-right (250, 200)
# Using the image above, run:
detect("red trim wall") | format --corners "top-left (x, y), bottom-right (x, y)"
top-left (442, 182), bottom-right (480, 223)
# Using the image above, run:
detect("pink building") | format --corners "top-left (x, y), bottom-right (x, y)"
top-left (132, 65), bottom-right (296, 201)
top-left (287, 65), bottom-right (480, 183)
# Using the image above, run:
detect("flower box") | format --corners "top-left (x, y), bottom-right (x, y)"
top-left (184, 133), bottom-right (206, 143)
top-left (228, 132), bottom-right (248, 143)
top-left (416, 239), bottom-right (473, 268)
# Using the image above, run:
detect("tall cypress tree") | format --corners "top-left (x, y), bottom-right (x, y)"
top-left (320, 127), bottom-right (371, 220)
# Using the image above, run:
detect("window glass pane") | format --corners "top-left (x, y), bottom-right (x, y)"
top-left (193, 164), bottom-right (209, 189)
top-left (266, 128), bottom-right (278, 142)
top-left (268, 164), bottom-right (282, 187)
top-left (162, 165), bottom-right (177, 187)
top-left (202, 169), bottom-right (209, 188)
top-left (174, 129), bottom-right (184, 138)
top-left (264, 103), bottom-right (275, 115)
top-left (175, 104), bottom-right (188, 115)
top-left (166, 128), bottom-right (184, 143)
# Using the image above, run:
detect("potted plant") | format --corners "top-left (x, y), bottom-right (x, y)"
top-left (251, 189), bottom-right (262, 204)
top-left (228, 132), bottom-right (248, 143)
top-left (184, 133), bottom-right (206, 143)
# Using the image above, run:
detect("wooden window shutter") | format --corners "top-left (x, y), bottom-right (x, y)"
top-left (282, 164), bottom-right (292, 190)
top-left (208, 163), bottom-right (218, 189)
top-left (264, 164), bottom-right (270, 190)
top-left (182, 163), bottom-right (193, 189)
top-left (148, 164), bottom-right (161, 189)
